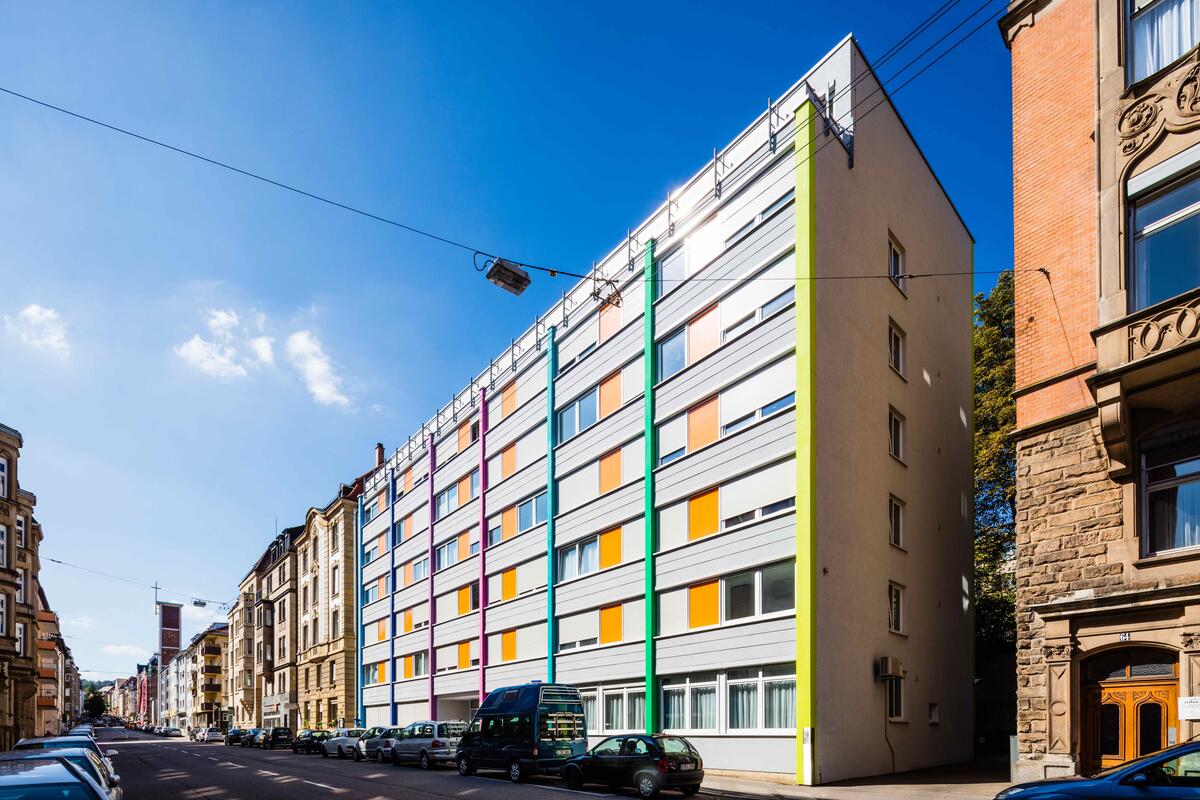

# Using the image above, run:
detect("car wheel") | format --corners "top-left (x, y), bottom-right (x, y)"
top-left (336, 746), bottom-right (345, 759)
top-left (391, 749), bottom-right (401, 767)
top-left (562, 766), bottom-right (583, 789)
top-left (353, 748), bottom-right (362, 762)
top-left (457, 754), bottom-right (474, 776)
top-left (636, 773), bottom-right (660, 799)
top-left (508, 759), bottom-right (524, 783)
top-left (376, 749), bottom-right (385, 764)
top-left (419, 751), bottom-right (430, 770)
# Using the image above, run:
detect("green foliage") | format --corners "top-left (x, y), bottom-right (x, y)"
top-left (974, 272), bottom-right (1016, 648)
top-left (83, 692), bottom-right (107, 718)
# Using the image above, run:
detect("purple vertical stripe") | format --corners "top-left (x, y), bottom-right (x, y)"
top-left (426, 433), bottom-right (437, 719)
top-left (477, 388), bottom-right (489, 704)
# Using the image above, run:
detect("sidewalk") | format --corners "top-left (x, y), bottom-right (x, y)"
top-left (701, 761), bottom-right (1011, 800)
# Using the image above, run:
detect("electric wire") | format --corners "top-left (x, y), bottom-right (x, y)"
top-left (41, 555), bottom-right (231, 608)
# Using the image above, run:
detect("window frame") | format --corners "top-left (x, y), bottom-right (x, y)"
top-left (1128, 169), bottom-right (1200, 312)
top-left (682, 559), bottom-right (796, 632)
top-left (888, 582), bottom-right (906, 635)
top-left (660, 674), bottom-right (720, 734)
top-left (889, 495), bottom-right (905, 549)
top-left (1139, 423), bottom-right (1200, 556)
top-left (557, 387), bottom-right (599, 443)
top-left (888, 236), bottom-right (907, 294)
top-left (1127, 0), bottom-right (1200, 85)
top-left (889, 407), bottom-right (906, 463)
top-left (888, 320), bottom-right (906, 378)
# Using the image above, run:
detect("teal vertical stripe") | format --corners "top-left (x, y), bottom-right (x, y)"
top-left (642, 239), bottom-right (658, 734)
top-left (545, 325), bottom-right (559, 681)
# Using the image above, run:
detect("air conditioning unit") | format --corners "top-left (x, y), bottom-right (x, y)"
top-left (877, 656), bottom-right (903, 679)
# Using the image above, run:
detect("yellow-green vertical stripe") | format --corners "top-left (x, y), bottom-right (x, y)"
top-left (794, 99), bottom-right (818, 786)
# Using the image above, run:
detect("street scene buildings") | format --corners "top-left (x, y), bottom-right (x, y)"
top-left (354, 35), bottom-right (973, 785)
top-left (1004, 0), bottom-right (1200, 781)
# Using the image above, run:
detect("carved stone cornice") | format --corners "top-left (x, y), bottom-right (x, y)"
top-left (1182, 630), bottom-right (1200, 651)
top-left (1127, 292), bottom-right (1200, 362)
top-left (1117, 49), bottom-right (1200, 178)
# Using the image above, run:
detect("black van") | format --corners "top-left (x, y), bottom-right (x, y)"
top-left (455, 682), bottom-right (587, 782)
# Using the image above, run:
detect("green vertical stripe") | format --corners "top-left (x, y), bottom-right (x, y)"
top-left (794, 99), bottom-right (818, 786)
top-left (546, 325), bottom-right (559, 682)
top-left (642, 238), bottom-right (658, 734)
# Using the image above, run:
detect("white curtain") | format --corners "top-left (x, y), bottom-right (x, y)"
top-left (690, 686), bottom-right (717, 730)
top-left (728, 683), bottom-right (758, 729)
top-left (662, 688), bottom-right (686, 729)
top-left (604, 695), bottom-right (624, 731)
top-left (627, 692), bottom-right (645, 730)
top-left (765, 680), bottom-right (796, 729)
top-left (1133, 0), bottom-right (1200, 82)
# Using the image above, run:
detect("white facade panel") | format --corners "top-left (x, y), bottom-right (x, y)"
top-left (721, 355), bottom-right (795, 426)
top-left (558, 462), bottom-right (598, 514)
top-left (660, 588), bottom-right (687, 636)
top-left (517, 622), bottom-right (547, 661)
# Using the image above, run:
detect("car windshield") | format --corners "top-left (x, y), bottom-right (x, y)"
top-left (1088, 749), bottom-right (1173, 778)
top-left (272, 728), bottom-right (290, 735)
top-left (345, 730), bottom-right (364, 738)
top-left (0, 785), bottom-right (97, 799)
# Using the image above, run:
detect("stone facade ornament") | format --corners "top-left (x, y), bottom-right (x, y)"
top-left (1044, 642), bottom-right (1075, 662)
top-left (1127, 292), bottom-right (1200, 361)
top-left (1181, 630), bottom-right (1200, 651)
top-left (1117, 51), bottom-right (1200, 173)
top-left (1096, 383), bottom-right (1130, 477)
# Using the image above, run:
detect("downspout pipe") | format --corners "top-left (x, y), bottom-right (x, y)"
top-left (545, 325), bottom-right (559, 681)
top-left (427, 434), bottom-right (438, 719)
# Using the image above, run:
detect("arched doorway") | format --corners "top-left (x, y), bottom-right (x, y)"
top-left (1081, 647), bottom-right (1179, 773)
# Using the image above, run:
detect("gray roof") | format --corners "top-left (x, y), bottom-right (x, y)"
top-left (0, 422), bottom-right (23, 447)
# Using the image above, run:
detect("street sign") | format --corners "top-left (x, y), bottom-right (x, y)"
top-left (1179, 696), bottom-right (1200, 720)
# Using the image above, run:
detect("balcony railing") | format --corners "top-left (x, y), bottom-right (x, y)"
top-left (201, 683), bottom-right (221, 694)
top-left (202, 644), bottom-right (221, 656)
top-left (201, 665), bottom-right (221, 675)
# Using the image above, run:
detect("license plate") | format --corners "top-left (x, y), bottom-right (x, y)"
top-left (680, 763), bottom-right (695, 771)
top-left (556, 748), bottom-right (571, 757)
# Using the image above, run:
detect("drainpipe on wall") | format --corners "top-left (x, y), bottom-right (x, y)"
top-left (545, 325), bottom-right (558, 682)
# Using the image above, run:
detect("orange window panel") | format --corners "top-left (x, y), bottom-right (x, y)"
top-left (457, 641), bottom-right (471, 670)
top-left (687, 305), bottom-right (719, 365)
top-left (598, 449), bottom-right (622, 494)
top-left (401, 515), bottom-right (413, 541)
top-left (457, 532), bottom-right (470, 561)
top-left (457, 475), bottom-right (472, 505)
top-left (500, 382), bottom-right (517, 418)
top-left (457, 422), bottom-right (471, 453)
top-left (599, 371), bottom-right (622, 418)
top-left (598, 301), bottom-right (620, 343)
top-left (403, 655), bottom-right (413, 679)
top-left (376, 619), bottom-right (387, 642)
top-left (688, 488), bottom-right (720, 541)
top-left (688, 581), bottom-right (720, 629)
top-left (501, 568), bottom-right (517, 601)
top-left (599, 604), bottom-right (623, 644)
top-left (403, 562), bottom-right (414, 587)
top-left (457, 586), bottom-right (472, 615)
top-left (403, 468), bottom-right (413, 494)
top-left (687, 396), bottom-right (719, 452)
top-left (599, 527), bottom-right (622, 569)
top-left (501, 444), bottom-right (517, 480)
top-left (403, 609), bottom-right (413, 633)
top-left (501, 630), bottom-right (516, 663)
top-left (376, 576), bottom-right (388, 596)
top-left (501, 507), bottom-right (517, 541)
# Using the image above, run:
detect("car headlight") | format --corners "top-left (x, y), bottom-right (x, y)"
top-left (995, 788), bottom-right (1026, 799)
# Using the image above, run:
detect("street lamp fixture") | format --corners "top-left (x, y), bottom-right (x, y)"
top-left (486, 257), bottom-right (531, 296)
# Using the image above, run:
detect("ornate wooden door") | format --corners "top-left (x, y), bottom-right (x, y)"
top-left (1084, 680), bottom-right (1179, 771)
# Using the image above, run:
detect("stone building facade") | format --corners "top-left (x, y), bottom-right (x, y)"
top-left (1004, 0), bottom-right (1200, 780)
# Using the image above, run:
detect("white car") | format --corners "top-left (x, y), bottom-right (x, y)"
top-left (196, 728), bottom-right (223, 743)
top-left (320, 728), bottom-right (366, 759)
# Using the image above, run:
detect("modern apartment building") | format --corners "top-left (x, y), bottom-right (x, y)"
top-left (356, 35), bottom-right (973, 784)
top-left (1003, 0), bottom-right (1200, 780)
top-left (157, 623), bottom-right (227, 730)
top-left (0, 423), bottom-right (37, 747)
top-left (296, 483), bottom-right (360, 731)
top-left (227, 528), bottom-right (301, 729)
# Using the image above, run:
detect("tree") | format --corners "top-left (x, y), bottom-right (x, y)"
top-left (973, 271), bottom-right (1016, 647)
top-left (83, 691), bottom-right (107, 719)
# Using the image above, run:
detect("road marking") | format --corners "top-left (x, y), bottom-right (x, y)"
top-left (216, 762), bottom-right (245, 768)
top-left (257, 769), bottom-right (279, 776)
top-left (206, 756), bottom-right (218, 761)
top-left (364, 772), bottom-right (387, 778)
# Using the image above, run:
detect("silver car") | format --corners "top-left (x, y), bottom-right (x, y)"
top-left (0, 749), bottom-right (122, 800)
top-left (387, 720), bottom-right (466, 769)
top-left (320, 728), bottom-right (366, 759)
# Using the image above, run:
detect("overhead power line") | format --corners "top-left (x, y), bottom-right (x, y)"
top-left (41, 555), bottom-right (231, 608)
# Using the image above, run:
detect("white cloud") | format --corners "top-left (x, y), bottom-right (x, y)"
top-left (175, 334), bottom-right (248, 380)
top-left (286, 330), bottom-right (349, 407)
top-left (63, 615), bottom-right (96, 630)
top-left (101, 644), bottom-right (150, 659)
top-left (206, 308), bottom-right (239, 337)
top-left (80, 670), bottom-right (115, 682)
top-left (4, 304), bottom-right (70, 358)
top-left (248, 336), bottom-right (274, 366)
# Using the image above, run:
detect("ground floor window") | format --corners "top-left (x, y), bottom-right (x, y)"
top-left (577, 685), bottom-right (645, 734)
top-left (1142, 423), bottom-right (1200, 554)
top-left (886, 677), bottom-right (904, 721)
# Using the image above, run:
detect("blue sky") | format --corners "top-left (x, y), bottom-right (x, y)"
top-left (0, 1), bottom-right (1012, 680)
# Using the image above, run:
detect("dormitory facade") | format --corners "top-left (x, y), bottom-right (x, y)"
top-left (354, 36), bottom-right (974, 785)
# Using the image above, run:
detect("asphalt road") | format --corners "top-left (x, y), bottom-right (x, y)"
top-left (96, 728), bottom-right (689, 800)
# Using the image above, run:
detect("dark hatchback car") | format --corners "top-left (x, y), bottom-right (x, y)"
top-left (995, 741), bottom-right (1200, 798)
top-left (562, 734), bottom-right (703, 798)
top-left (223, 728), bottom-right (247, 745)
top-left (238, 728), bottom-right (264, 747)
top-left (256, 728), bottom-right (294, 750)
top-left (292, 730), bottom-right (330, 754)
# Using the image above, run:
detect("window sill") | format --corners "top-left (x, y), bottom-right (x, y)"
top-left (486, 587), bottom-right (545, 611)
top-left (1134, 546), bottom-right (1200, 568)
top-left (889, 629), bottom-right (908, 638)
top-left (656, 506), bottom-right (795, 561)
top-left (890, 453), bottom-right (907, 468)
top-left (889, 542), bottom-right (907, 554)
top-left (656, 609), bottom-right (796, 642)
top-left (890, 365), bottom-right (907, 382)
top-left (557, 638), bottom-right (634, 658)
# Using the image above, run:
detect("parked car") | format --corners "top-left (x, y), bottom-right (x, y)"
top-left (196, 728), bottom-right (223, 743)
top-left (456, 683), bottom-right (587, 782)
top-left (0, 749), bottom-right (123, 800)
top-left (994, 740), bottom-right (1200, 798)
top-left (292, 730), bottom-right (331, 754)
top-left (164, 728), bottom-right (183, 738)
top-left (0, 758), bottom-right (110, 800)
top-left (14, 736), bottom-right (118, 774)
top-left (223, 728), bottom-right (247, 745)
top-left (352, 727), bottom-right (388, 762)
top-left (561, 734), bottom-right (703, 798)
top-left (321, 728), bottom-right (366, 759)
top-left (388, 720), bottom-right (466, 769)
top-left (239, 728), bottom-right (264, 748)
top-left (257, 728), bottom-right (293, 750)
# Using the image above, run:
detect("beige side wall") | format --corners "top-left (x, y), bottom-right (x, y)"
top-left (813, 51), bottom-right (974, 783)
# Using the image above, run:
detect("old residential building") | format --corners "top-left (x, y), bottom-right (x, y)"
top-left (356, 35), bottom-right (973, 785)
top-left (159, 623), bottom-right (227, 730)
top-left (297, 484), bottom-right (360, 731)
top-left (1003, 0), bottom-right (1200, 780)
top-left (228, 528), bottom-right (301, 730)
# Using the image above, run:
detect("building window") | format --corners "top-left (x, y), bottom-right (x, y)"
top-left (889, 496), bottom-right (904, 548)
top-left (557, 387), bottom-right (599, 442)
top-left (658, 306), bottom-right (719, 383)
top-left (0, 594), bottom-right (6, 638)
top-left (0, 524), bottom-right (6, 570)
top-left (727, 665), bottom-right (796, 730)
top-left (331, 565), bottom-right (339, 595)
top-left (888, 321), bottom-right (906, 376)
top-left (15, 517), bottom-right (23, 549)
top-left (887, 677), bottom-right (905, 721)
top-left (0, 457), bottom-right (6, 499)
top-left (557, 536), bottom-right (600, 582)
top-left (434, 468), bottom-right (479, 520)
top-left (889, 237), bottom-right (906, 293)
top-left (889, 582), bottom-right (905, 634)
top-left (661, 674), bottom-right (718, 732)
top-left (16, 624), bottom-right (24, 657)
top-left (1130, 0), bottom-right (1200, 83)
top-left (889, 408), bottom-right (905, 461)
top-left (1142, 423), bottom-right (1200, 554)
top-left (1131, 172), bottom-right (1200, 311)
